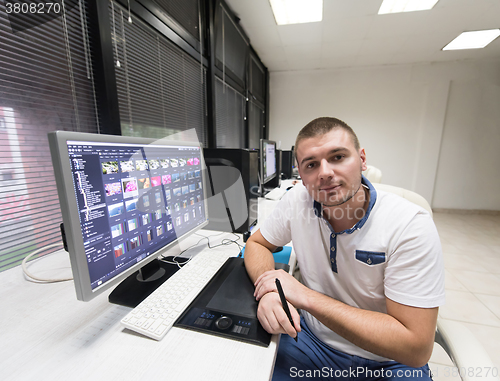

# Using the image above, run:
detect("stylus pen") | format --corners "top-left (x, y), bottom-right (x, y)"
top-left (275, 278), bottom-right (298, 342)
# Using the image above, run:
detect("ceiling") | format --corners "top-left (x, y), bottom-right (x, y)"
top-left (224, 0), bottom-right (500, 72)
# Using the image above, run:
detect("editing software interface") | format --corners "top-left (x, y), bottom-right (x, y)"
top-left (262, 141), bottom-right (276, 181)
top-left (67, 140), bottom-right (206, 290)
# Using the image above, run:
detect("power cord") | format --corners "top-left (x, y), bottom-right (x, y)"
top-left (22, 243), bottom-right (73, 283)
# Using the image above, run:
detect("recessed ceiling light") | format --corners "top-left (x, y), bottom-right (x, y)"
top-left (269, 0), bottom-right (323, 26)
top-left (443, 29), bottom-right (500, 50)
top-left (378, 0), bottom-right (439, 15)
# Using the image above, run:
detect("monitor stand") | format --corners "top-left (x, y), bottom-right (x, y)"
top-left (108, 258), bottom-right (186, 308)
top-left (260, 185), bottom-right (274, 197)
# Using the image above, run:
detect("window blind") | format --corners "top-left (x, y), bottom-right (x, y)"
top-left (249, 55), bottom-right (265, 104)
top-left (248, 100), bottom-right (264, 149)
top-left (215, 76), bottom-right (245, 148)
top-left (215, 4), bottom-right (248, 86)
top-left (110, 0), bottom-right (207, 147)
top-left (0, 0), bottom-right (99, 272)
top-left (145, 0), bottom-right (200, 42)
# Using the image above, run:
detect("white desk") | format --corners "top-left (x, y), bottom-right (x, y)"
top-left (0, 229), bottom-right (293, 381)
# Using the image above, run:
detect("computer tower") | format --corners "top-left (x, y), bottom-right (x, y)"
top-left (203, 148), bottom-right (259, 233)
top-left (281, 150), bottom-right (293, 179)
top-left (267, 149), bottom-right (281, 188)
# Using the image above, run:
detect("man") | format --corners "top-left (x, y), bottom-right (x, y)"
top-left (244, 117), bottom-right (445, 380)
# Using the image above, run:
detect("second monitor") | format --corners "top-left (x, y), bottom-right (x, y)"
top-left (259, 139), bottom-right (279, 195)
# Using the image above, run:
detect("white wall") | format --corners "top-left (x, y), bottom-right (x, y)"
top-left (269, 58), bottom-right (500, 211)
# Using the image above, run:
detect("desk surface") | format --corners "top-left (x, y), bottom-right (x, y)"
top-left (0, 227), bottom-right (293, 381)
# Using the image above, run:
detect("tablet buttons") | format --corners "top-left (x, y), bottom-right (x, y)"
top-left (215, 316), bottom-right (232, 330)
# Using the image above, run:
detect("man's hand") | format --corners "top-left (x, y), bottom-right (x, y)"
top-left (254, 269), bottom-right (309, 310)
top-left (254, 269), bottom-right (307, 339)
top-left (256, 291), bottom-right (301, 339)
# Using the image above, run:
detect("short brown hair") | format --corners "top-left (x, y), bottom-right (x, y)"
top-left (295, 117), bottom-right (360, 155)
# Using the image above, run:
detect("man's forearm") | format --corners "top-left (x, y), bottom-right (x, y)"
top-left (300, 289), bottom-right (436, 368)
top-left (243, 239), bottom-right (276, 283)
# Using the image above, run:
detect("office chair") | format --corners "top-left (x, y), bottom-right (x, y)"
top-left (362, 165), bottom-right (382, 183)
top-left (373, 183), bottom-right (499, 381)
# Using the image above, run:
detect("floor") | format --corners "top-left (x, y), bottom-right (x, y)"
top-left (429, 212), bottom-right (500, 380)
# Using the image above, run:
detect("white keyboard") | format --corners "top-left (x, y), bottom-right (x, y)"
top-left (264, 187), bottom-right (287, 201)
top-left (121, 250), bottom-right (230, 340)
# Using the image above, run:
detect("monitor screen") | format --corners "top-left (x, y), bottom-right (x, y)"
top-left (259, 139), bottom-right (276, 185)
top-left (48, 131), bottom-right (209, 304)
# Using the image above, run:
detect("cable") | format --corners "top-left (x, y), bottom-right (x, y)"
top-left (22, 243), bottom-right (73, 283)
top-left (194, 231), bottom-right (227, 239)
top-left (160, 234), bottom-right (211, 268)
top-left (161, 251), bottom-right (194, 269)
top-left (160, 234), bottom-right (215, 267)
top-left (160, 232), bottom-right (244, 267)
top-left (198, 232), bottom-right (244, 253)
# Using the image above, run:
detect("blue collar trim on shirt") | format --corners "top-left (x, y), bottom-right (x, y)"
top-left (313, 175), bottom-right (377, 234)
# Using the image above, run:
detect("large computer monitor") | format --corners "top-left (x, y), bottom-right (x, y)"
top-left (48, 131), bottom-right (209, 306)
top-left (259, 139), bottom-right (277, 190)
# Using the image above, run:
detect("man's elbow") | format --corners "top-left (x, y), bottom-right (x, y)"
top-left (244, 234), bottom-right (258, 249)
top-left (243, 235), bottom-right (276, 282)
top-left (405, 340), bottom-right (434, 368)
top-left (243, 238), bottom-right (260, 263)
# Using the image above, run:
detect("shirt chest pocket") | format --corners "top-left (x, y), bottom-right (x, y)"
top-left (355, 250), bottom-right (386, 266)
top-left (353, 250), bottom-right (387, 296)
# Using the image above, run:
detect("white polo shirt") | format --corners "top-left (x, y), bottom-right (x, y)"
top-left (260, 177), bottom-right (445, 362)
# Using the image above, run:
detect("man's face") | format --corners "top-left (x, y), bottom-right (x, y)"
top-left (296, 129), bottom-right (367, 206)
